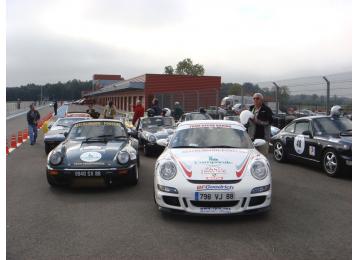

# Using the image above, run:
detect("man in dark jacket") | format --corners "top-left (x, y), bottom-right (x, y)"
top-left (151, 98), bottom-right (161, 116)
top-left (172, 101), bottom-right (183, 121)
top-left (53, 100), bottom-right (58, 116)
top-left (248, 93), bottom-right (273, 141)
top-left (27, 104), bottom-right (41, 145)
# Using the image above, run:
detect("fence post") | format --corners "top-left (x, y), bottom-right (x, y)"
top-left (323, 76), bottom-right (330, 115)
top-left (272, 82), bottom-right (279, 115)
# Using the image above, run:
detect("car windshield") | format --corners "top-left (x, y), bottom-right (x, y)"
top-left (224, 116), bottom-right (240, 122)
top-left (187, 113), bottom-right (212, 120)
top-left (312, 117), bottom-right (352, 136)
top-left (141, 117), bottom-right (174, 129)
top-left (68, 121), bottom-right (127, 140)
top-left (54, 118), bottom-right (85, 127)
top-left (170, 127), bottom-right (253, 148)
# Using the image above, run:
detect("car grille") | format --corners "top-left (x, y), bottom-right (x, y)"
top-left (190, 200), bottom-right (239, 208)
top-left (248, 196), bottom-right (266, 206)
top-left (162, 196), bottom-right (181, 207)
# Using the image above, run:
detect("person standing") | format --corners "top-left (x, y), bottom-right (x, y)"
top-left (103, 101), bottom-right (117, 119)
top-left (53, 100), bottom-right (58, 116)
top-left (173, 101), bottom-right (184, 121)
top-left (132, 100), bottom-right (145, 125)
top-left (151, 98), bottom-right (161, 116)
top-left (248, 93), bottom-right (273, 141)
top-left (27, 104), bottom-right (40, 145)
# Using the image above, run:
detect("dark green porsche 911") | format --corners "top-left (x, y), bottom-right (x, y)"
top-left (46, 120), bottom-right (139, 187)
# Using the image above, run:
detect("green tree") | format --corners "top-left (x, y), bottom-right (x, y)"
top-left (165, 58), bottom-right (205, 76)
top-left (164, 65), bottom-right (174, 75)
top-left (228, 83), bottom-right (242, 95)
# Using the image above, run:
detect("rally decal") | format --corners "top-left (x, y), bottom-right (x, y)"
top-left (171, 153), bottom-right (192, 178)
top-left (235, 153), bottom-right (251, 178)
top-left (294, 135), bottom-right (305, 154)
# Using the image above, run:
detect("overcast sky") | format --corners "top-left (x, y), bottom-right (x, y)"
top-left (6, 0), bottom-right (352, 87)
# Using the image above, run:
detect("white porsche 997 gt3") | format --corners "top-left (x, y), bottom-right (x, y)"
top-left (154, 120), bottom-right (272, 215)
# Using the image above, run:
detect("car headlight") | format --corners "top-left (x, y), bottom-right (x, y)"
top-left (49, 152), bottom-right (63, 165)
top-left (117, 151), bottom-right (130, 164)
top-left (250, 160), bottom-right (268, 180)
top-left (159, 161), bottom-right (177, 180)
top-left (148, 135), bottom-right (156, 143)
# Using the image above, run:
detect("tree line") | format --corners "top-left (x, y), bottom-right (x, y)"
top-left (6, 80), bottom-right (93, 101)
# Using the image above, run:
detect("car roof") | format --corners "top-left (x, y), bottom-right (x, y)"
top-left (292, 115), bottom-right (334, 121)
top-left (178, 120), bottom-right (246, 130)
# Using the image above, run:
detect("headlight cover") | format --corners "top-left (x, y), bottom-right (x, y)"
top-left (159, 161), bottom-right (177, 180)
top-left (49, 152), bottom-right (63, 165)
top-left (117, 151), bottom-right (130, 164)
top-left (148, 135), bottom-right (156, 143)
top-left (250, 160), bottom-right (268, 180)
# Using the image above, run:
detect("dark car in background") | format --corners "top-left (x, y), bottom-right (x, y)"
top-left (46, 120), bottom-right (139, 187)
top-left (271, 115), bottom-right (352, 177)
top-left (44, 117), bottom-right (90, 154)
top-left (135, 116), bottom-right (176, 156)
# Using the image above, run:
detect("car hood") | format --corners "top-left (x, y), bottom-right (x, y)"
top-left (44, 129), bottom-right (68, 140)
top-left (62, 140), bottom-right (127, 167)
top-left (318, 134), bottom-right (352, 146)
top-left (168, 148), bottom-right (257, 181)
top-left (144, 127), bottom-right (175, 138)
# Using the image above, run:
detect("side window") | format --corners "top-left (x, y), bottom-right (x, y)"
top-left (284, 123), bottom-right (295, 133)
top-left (294, 121), bottom-right (309, 134)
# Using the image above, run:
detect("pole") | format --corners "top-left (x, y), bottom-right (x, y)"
top-left (323, 76), bottom-right (330, 115)
top-left (241, 85), bottom-right (244, 107)
top-left (272, 82), bottom-right (279, 115)
top-left (40, 85), bottom-right (43, 104)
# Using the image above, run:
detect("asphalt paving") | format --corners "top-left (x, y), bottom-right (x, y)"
top-left (6, 106), bottom-right (351, 260)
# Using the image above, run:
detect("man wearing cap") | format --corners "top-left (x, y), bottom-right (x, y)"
top-left (248, 93), bottom-right (273, 142)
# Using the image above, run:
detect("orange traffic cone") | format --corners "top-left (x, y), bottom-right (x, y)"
top-left (10, 135), bottom-right (17, 148)
top-left (18, 131), bottom-right (23, 143)
top-left (23, 129), bottom-right (28, 140)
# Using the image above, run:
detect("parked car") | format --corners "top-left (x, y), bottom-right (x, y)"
top-left (177, 112), bottom-right (213, 124)
top-left (44, 117), bottom-right (90, 154)
top-left (46, 120), bottom-right (139, 187)
top-left (134, 116), bottom-right (176, 156)
top-left (271, 115), bottom-right (352, 177)
top-left (153, 120), bottom-right (272, 215)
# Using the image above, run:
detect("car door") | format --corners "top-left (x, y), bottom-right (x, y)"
top-left (291, 120), bottom-right (314, 159)
top-left (282, 122), bottom-right (297, 155)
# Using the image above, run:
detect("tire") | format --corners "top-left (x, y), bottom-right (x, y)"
top-left (47, 174), bottom-right (60, 187)
top-left (127, 165), bottom-right (139, 185)
top-left (144, 145), bottom-right (152, 156)
top-left (137, 155), bottom-right (140, 167)
top-left (45, 143), bottom-right (52, 154)
top-left (273, 141), bottom-right (287, 162)
top-left (322, 149), bottom-right (342, 177)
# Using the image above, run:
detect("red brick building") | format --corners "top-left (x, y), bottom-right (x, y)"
top-left (85, 74), bottom-right (221, 112)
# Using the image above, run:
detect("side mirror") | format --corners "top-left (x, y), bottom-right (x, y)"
top-left (302, 130), bottom-right (313, 138)
top-left (48, 124), bottom-right (52, 129)
top-left (253, 139), bottom-right (266, 147)
top-left (156, 139), bottom-right (169, 147)
top-left (63, 132), bottom-right (69, 137)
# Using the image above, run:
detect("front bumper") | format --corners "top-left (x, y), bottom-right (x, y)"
top-left (47, 164), bottom-right (136, 184)
top-left (154, 176), bottom-right (272, 215)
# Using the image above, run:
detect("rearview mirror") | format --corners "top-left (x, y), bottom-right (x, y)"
top-left (63, 131), bottom-right (69, 137)
top-left (156, 139), bottom-right (169, 147)
top-left (48, 124), bottom-right (52, 129)
top-left (253, 139), bottom-right (268, 155)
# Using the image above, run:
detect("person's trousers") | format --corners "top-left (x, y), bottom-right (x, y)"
top-left (28, 124), bottom-right (38, 144)
top-left (54, 108), bottom-right (57, 115)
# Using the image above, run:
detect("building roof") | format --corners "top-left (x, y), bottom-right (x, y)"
top-left (93, 74), bottom-right (123, 80)
top-left (87, 75), bottom-right (145, 96)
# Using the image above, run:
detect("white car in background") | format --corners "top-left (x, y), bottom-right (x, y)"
top-left (154, 120), bottom-right (272, 215)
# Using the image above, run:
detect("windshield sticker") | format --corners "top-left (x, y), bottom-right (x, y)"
top-left (181, 148), bottom-right (248, 153)
top-left (190, 124), bottom-right (231, 129)
top-left (82, 146), bottom-right (103, 150)
top-left (80, 152), bottom-right (102, 162)
top-left (75, 121), bottom-right (121, 127)
top-left (294, 135), bottom-right (305, 154)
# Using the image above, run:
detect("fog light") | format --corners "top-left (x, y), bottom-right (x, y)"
top-left (157, 184), bottom-right (178, 194)
top-left (251, 184), bottom-right (271, 194)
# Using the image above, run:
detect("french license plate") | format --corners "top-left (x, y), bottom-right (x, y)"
top-left (74, 171), bottom-right (102, 177)
top-left (195, 192), bottom-right (234, 201)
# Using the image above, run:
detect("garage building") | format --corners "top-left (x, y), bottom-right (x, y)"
top-left (85, 74), bottom-right (221, 113)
